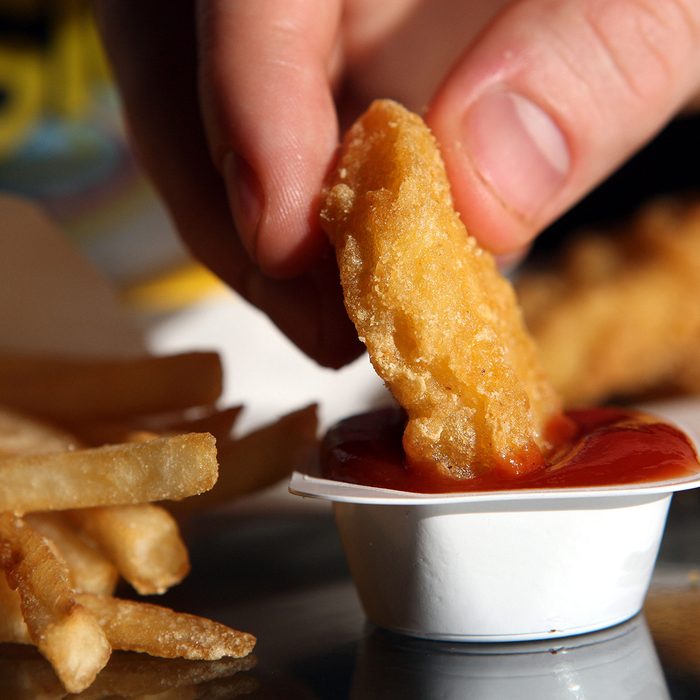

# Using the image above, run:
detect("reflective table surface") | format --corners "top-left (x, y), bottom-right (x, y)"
top-left (1, 489), bottom-right (698, 698)
top-left (162, 488), bottom-right (700, 699)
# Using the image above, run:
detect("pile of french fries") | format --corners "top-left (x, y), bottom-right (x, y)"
top-left (0, 351), bottom-right (318, 694)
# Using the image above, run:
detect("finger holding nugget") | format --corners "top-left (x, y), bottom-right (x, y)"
top-left (428, 0), bottom-right (700, 254)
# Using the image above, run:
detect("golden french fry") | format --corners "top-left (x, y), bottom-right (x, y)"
top-left (0, 352), bottom-right (223, 422)
top-left (0, 573), bottom-right (30, 644)
top-left (77, 593), bottom-right (256, 661)
top-left (124, 429), bottom-right (162, 443)
top-left (216, 404), bottom-right (317, 499)
top-left (69, 504), bottom-right (190, 595)
top-left (173, 405), bottom-right (317, 514)
top-left (69, 419), bottom-right (161, 448)
top-left (0, 345), bottom-right (263, 695)
top-left (157, 405), bottom-right (244, 443)
top-left (321, 99), bottom-right (562, 477)
top-left (0, 433), bottom-right (218, 513)
top-left (0, 405), bottom-right (78, 458)
top-left (73, 405), bottom-right (243, 448)
top-left (0, 514), bottom-right (111, 693)
top-left (24, 513), bottom-right (119, 596)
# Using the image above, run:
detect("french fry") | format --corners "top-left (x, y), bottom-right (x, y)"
top-left (74, 405), bottom-right (243, 448)
top-left (0, 405), bottom-right (78, 458)
top-left (215, 404), bottom-right (317, 500)
top-left (0, 573), bottom-right (30, 644)
top-left (0, 352), bottom-right (223, 422)
top-left (0, 560), bottom-right (257, 691)
top-left (24, 513), bottom-right (118, 596)
top-left (0, 514), bottom-right (111, 693)
top-left (0, 347), bottom-right (261, 694)
top-left (68, 504), bottom-right (190, 595)
top-left (124, 429), bottom-right (162, 443)
top-left (155, 405), bottom-right (243, 443)
top-left (0, 433), bottom-right (218, 513)
top-left (76, 594), bottom-right (256, 660)
top-left (173, 405), bottom-right (317, 514)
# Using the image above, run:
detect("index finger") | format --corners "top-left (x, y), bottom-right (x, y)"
top-left (197, 0), bottom-right (342, 276)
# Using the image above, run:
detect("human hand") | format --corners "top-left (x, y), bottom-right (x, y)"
top-left (95, 0), bottom-right (700, 367)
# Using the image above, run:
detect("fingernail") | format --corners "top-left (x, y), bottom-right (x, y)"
top-left (224, 153), bottom-right (263, 259)
top-left (463, 90), bottom-right (569, 222)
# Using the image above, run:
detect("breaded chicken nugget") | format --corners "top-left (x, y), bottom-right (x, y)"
top-left (321, 100), bottom-right (563, 478)
top-left (518, 198), bottom-right (700, 406)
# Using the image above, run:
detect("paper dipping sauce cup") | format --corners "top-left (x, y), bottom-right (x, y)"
top-left (289, 416), bottom-right (700, 642)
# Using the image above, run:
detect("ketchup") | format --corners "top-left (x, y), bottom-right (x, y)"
top-left (321, 407), bottom-right (700, 493)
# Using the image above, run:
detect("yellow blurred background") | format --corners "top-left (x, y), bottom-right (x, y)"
top-left (0, 0), bottom-right (222, 309)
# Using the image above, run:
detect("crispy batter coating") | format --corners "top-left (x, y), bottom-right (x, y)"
top-left (518, 198), bottom-right (700, 406)
top-left (321, 100), bottom-right (562, 477)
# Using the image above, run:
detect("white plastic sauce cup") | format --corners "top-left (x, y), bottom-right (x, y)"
top-left (289, 412), bottom-right (700, 642)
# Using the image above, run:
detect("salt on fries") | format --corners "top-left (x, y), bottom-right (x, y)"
top-left (321, 99), bottom-right (562, 477)
top-left (0, 432), bottom-right (218, 513)
top-left (0, 513), bottom-right (112, 693)
top-left (24, 512), bottom-right (119, 596)
top-left (0, 568), bottom-right (255, 666)
top-left (0, 350), bottom-right (316, 693)
top-left (76, 594), bottom-right (256, 660)
top-left (68, 504), bottom-right (190, 596)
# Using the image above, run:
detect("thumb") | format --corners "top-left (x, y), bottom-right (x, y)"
top-left (427, 0), bottom-right (700, 254)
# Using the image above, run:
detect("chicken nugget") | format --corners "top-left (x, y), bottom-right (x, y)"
top-left (518, 198), bottom-right (700, 406)
top-left (321, 100), bottom-right (563, 478)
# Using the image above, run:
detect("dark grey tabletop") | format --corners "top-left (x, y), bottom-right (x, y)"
top-left (152, 487), bottom-right (700, 700)
top-left (1, 487), bottom-right (697, 698)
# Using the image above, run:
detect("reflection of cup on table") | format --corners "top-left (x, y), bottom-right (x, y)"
top-left (351, 616), bottom-right (669, 700)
